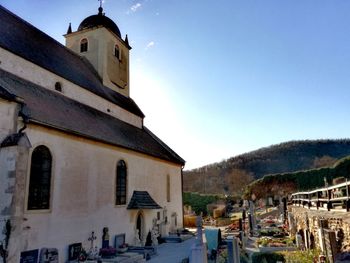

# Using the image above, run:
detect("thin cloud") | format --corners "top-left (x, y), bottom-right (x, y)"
top-left (145, 41), bottom-right (155, 50)
top-left (130, 3), bottom-right (142, 13)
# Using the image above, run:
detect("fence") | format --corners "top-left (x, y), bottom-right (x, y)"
top-left (291, 180), bottom-right (350, 211)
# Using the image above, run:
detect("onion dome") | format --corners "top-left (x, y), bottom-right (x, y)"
top-left (78, 7), bottom-right (121, 38)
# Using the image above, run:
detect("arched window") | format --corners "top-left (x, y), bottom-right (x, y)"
top-left (80, 38), bottom-right (88, 52)
top-left (28, 146), bottom-right (52, 210)
top-left (116, 160), bottom-right (127, 205)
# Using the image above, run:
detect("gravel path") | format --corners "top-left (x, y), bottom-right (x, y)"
top-left (148, 237), bottom-right (196, 263)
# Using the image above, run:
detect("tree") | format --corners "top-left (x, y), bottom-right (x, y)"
top-left (312, 155), bottom-right (337, 168)
top-left (225, 169), bottom-right (254, 197)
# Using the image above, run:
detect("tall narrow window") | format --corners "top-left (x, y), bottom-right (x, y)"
top-left (166, 174), bottom-right (171, 202)
top-left (114, 44), bottom-right (120, 60)
top-left (80, 38), bottom-right (88, 52)
top-left (116, 160), bottom-right (127, 205)
top-left (28, 146), bottom-right (52, 210)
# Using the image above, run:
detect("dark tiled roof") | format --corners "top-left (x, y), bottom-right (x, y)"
top-left (127, 191), bottom-right (161, 210)
top-left (1, 133), bottom-right (25, 147)
top-left (0, 69), bottom-right (185, 165)
top-left (0, 5), bottom-right (144, 118)
top-left (78, 7), bottom-right (121, 38)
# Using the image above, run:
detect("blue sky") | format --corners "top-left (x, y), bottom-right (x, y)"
top-left (2, 1), bottom-right (350, 169)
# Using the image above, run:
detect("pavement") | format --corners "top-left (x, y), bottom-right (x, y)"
top-left (148, 237), bottom-right (196, 263)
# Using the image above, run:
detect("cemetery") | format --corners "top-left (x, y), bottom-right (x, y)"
top-left (181, 192), bottom-right (350, 263)
top-left (8, 188), bottom-right (350, 262)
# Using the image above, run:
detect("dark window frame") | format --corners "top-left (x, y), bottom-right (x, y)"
top-left (114, 44), bottom-right (120, 60)
top-left (166, 174), bottom-right (170, 202)
top-left (80, 38), bottom-right (88, 53)
top-left (27, 145), bottom-right (52, 210)
top-left (116, 160), bottom-right (127, 205)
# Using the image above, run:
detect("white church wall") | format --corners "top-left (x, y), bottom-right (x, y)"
top-left (0, 48), bottom-right (142, 128)
top-left (0, 147), bottom-right (16, 246)
top-left (0, 99), bottom-right (18, 143)
top-left (8, 124), bottom-right (182, 262)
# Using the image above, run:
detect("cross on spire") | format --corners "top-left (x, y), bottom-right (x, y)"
top-left (98, 0), bottom-right (104, 15)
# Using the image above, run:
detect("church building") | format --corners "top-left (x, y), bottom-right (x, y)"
top-left (0, 5), bottom-right (185, 262)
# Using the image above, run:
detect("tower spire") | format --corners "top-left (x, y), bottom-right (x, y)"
top-left (98, 0), bottom-right (103, 15)
top-left (66, 23), bottom-right (72, 34)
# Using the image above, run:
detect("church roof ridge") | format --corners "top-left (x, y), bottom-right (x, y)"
top-left (0, 68), bottom-right (184, 165)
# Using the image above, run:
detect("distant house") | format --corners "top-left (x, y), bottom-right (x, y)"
top-left (0, 5), bottom-right (184, 262)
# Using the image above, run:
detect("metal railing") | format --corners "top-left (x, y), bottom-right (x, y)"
top-left (291, 180), bottom-right (350, 211)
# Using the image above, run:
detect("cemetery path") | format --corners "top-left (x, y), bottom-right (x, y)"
top-left (148, 237), bottom-right (196, 263)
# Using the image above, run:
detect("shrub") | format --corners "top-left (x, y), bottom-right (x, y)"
top-left (281, 249), bottom-right (321, 263)
top-left (251, 252), bottom-right (285, 263)
top-left (183, 192), bottom-right (219, 215)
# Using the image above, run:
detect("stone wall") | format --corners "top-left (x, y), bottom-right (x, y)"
top-left (289, 206), bottom-right (350, 253)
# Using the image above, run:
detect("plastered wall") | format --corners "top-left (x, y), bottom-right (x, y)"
top-left (65, 27), bottom-right (130, 97)
top-left (6, 124), bottom-right (183, 262)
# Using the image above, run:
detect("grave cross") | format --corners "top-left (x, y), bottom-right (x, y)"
top-left (88, 231), bottom-right (97, 251)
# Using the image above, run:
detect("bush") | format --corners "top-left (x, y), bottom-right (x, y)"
top-left (246, 156), bottom-right (350, 198)
top-left (183, 192), bottom-right (219, 215)
top-left (281, 249), bottom-right (321, 263)
top-left (251, 252), bottom-right (285, 263)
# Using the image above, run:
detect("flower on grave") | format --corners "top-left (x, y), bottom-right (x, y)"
top-left (119, 243), bottom-right (128, 249)
top-left (78, 248), bottom-right (88, 261)
top-left (99, 246), bottom-right (117, 257)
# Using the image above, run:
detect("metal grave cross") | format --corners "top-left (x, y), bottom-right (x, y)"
top-left (88, 231), bottom-right (97, 250)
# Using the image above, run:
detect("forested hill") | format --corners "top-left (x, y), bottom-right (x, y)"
top-left (183, 139), bottom-right (350, 195)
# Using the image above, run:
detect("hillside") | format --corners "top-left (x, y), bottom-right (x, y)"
top-left (183, 139), bottom-right (350, 195)
top-left (245, 156), bottom-right (350, 199)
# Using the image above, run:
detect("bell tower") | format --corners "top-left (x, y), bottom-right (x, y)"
top-left (64, 6), bottom-right (131, 97)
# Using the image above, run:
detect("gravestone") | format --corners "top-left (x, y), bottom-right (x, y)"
top-left (102, 227), bottom-right (110, 248)
top-left (318, 219), bottom-right (329, 252)
top-left (268, 197), bottom-right (273, 206)
top-left (189, 216), bottom-right (207, 263)
top-left (324, 229), bottom-right (337, 263)
top-left (68, 243), bottom-right (82, 261)
top-left (115, 234), bottom-right (126, 249)
top-left (227, 236), bottom-right (240, 263)
top-left (20, 249), bottom-right (39, 263)
top-left (39, 248), bottom-right (58, 263)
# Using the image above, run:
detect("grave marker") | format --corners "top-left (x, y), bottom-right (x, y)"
top-left (324, 229), bottom-right (337, 263)
top-left (115, 234), bottom-right (125, 249)
top-left (102, 227), bottom-right (110, 248)
top-left (68, 243), bottom-right (82, 261)
top-left (39, 248), bottom-right (58, 263)
top-left (20, 249), bottom-right (39, 263)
